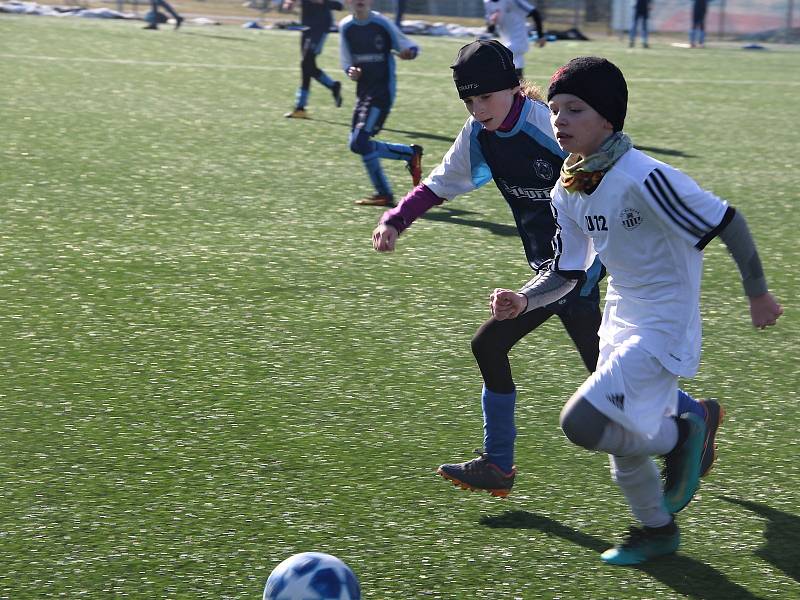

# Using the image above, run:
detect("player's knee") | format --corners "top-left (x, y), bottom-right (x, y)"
top-left (471, 320), bottom-right (510, 360)
top-left (559, 408), bottom-right (584, 447)
top-left (560, 394), bottom-right (606, 450)
top-left (301, 54), bottom-right (316, 73)
top-left (349, 130), bottom-right (372, 155)
top-left (470, 329), bottom-right (489, 359)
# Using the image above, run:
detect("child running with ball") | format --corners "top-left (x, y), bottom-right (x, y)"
top-left (490, 56), bottom-right (782, 564)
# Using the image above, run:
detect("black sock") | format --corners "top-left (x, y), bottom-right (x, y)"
top-left (666, 417), bottom-right (689, 457)
top-left (645, 518), bottom-right (677, 534)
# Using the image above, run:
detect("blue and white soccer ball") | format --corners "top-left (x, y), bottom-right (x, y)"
top-left (264, 552), bottom-right (361, 600)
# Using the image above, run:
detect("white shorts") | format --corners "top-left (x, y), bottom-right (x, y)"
top-left (575, 335), bottom-right (678, 439)
top-left (501, 37), bottom-right (528, 70)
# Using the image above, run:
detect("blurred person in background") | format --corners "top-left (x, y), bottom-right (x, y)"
top-left (283, 0), bottom-right (345, 118)
top-left (629, 0), bottom-right (651, 48)
top-left (690, 0), bottom-right (710, 48)
top-left (484, 0), bottom-right (546, 79)
top-left (143, 0), bottom-right (183, 30)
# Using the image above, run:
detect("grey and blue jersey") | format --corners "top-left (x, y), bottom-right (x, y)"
top-left (426, 97), bottom-right (591, 276)
top-left (339, 11), bottom-right (418, 106)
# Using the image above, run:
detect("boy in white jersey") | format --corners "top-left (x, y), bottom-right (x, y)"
top-left (484, 0), bottom-right (546, 79)
top-left (491, 56), bottom-right (783, 565)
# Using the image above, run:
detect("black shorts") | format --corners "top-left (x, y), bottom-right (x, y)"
top-left (547, 279), bottom-right (601, 316)
top-left (351, 94), bottom-right (391, 135)
top-left (301, 30), bottom-right (328, 56)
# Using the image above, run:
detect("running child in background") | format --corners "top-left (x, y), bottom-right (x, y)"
top-left (284, 0), bottom-right (344, 119)
top-left (143, 0), bottom-right (183, 30)
top-left (371, 41), bottom-right (718, 500)
top-left (339, 0), bottom-right (423, 207)
top-left (490, 56), bottom-right (782, 565)
top-left (484, 0), bottom-right (546, 79)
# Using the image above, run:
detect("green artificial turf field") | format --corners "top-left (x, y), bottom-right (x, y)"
top-left (1, 14), bottom-right (798, 598)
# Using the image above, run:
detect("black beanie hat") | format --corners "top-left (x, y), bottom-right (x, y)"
top-left (547, 56), bottom-right (628, 132)
top-left (451, 40), bottom-right (519, 99)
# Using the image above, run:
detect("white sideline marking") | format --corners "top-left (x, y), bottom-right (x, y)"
top-left (1, 53), bottom-right (297, 72)
top-left (2, 53), bottom-right (800, 86)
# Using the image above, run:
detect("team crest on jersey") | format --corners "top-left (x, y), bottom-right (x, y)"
top-left (620, 207), bottom-right (642, 230)
top-left (533, 159), bottom-right (554, 181)
top-left (374, 35), bottom-right (385, 51)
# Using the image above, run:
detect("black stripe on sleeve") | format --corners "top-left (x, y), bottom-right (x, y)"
top-left (644, 169), bottom-right (712, 238)
top-left (653, 169), bottom-right (715, 230)
top-left (696, 206), bottom-right (735, 250)
top-left (644, 175), bottom-right (701, 237)
top-left (551, 204), bottom-right (565, 270)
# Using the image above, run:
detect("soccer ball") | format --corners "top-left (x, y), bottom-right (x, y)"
top-left (263, 552), bottom-right (361, 600)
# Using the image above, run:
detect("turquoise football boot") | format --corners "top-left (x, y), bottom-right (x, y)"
top-left (601, 520), bottom-right (680, 566)
top-left (663, 412), bottom-right (706, 514)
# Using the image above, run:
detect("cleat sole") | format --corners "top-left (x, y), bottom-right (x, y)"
top-left (436, 468), bottom-right (510, 498)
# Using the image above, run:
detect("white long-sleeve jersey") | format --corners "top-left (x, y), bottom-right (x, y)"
top-left (551, 148), bottom-right (730, 377)
top-left (484, 0), bottom-right (535, 69)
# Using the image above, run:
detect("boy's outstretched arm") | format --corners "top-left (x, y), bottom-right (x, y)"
top-left (718, 209), bottom-right (783, 329)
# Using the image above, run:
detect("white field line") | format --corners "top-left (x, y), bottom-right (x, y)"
top-left (2, 53), bottom-right (800, 86)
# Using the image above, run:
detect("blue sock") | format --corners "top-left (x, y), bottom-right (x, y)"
top-left (361, 151), bottom-right (391, 196)
top-left (677, 389), bottom-right (705, 419)
top-left (318, 71), bottom-right (334, 88)
top-left (373, 141), bottom-right (413, 161)
top-left (481, 386), bottom-right (516, 473)
top-left (295, 87), bottom-right (309, 109)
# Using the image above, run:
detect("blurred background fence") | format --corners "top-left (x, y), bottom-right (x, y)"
top-left (368, 0), bottom-right (795, 39)
top-left (105, 0), bottom-right (797, 41)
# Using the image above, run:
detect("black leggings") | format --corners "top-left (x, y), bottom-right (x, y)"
top-left (301, 35), bottom-right (323, 90)
top-left (471, 298), bottom-right (601, 394)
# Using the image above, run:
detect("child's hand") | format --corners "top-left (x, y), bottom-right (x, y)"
top-left (397, 48), bottom-right (417, 60)
top-left (749, 292), bottom-right (783, 329)
top-left (490, 289), bottom-right (527, 320)
top-left (347, 66), bottom-right (362, 80)
top-left (372, 223), bottom-right (398, 252)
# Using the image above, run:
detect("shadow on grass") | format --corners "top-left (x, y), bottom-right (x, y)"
top-left (307, 118), bottom-right (454, 143)
top-left (420, 206), bottom-right (517, 237)
top-left (635, 145), bottom-right (695, 158)
top-left (380, 127), bottom-right (454, 143)
top-left (481, 510), bottom-right (761, 600)
top-left (721, 496), bottom-right (800, 584)
top-left (179, 31), bottom-right (258, 42)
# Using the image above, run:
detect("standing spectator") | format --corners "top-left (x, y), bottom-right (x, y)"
top-left (629, 0), bottom-right (650, 48)
top-left (484, 0), bottom-right (546, 79)
top-left (690, 0), bottom-right (710, 48)
top-left (283, 0), bottom-right (344, 119)
top-left (339, 0), bottom-right (423, 206)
